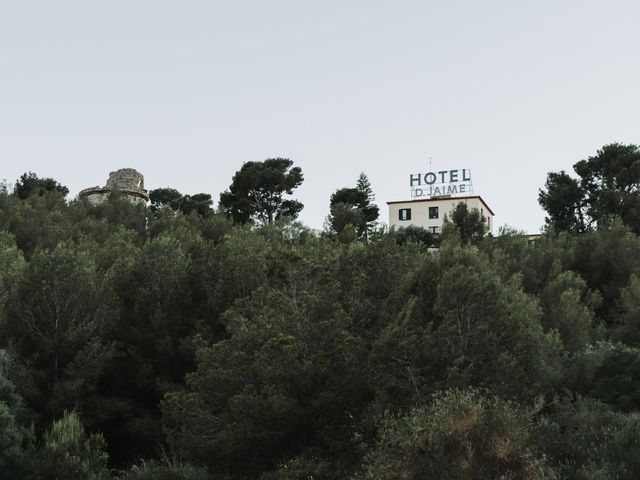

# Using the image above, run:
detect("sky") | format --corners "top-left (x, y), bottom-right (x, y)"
top-left (1, 1), bottom-right (639, 232)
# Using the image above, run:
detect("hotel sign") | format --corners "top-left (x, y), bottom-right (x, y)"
top-left (410, 169), bottom-right (473, 198)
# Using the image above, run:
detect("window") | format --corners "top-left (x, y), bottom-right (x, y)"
top-left (399, 208), bottom-right (411, 221)
top-left (429, 226), bottom-right (440, 234)
top-left (429, 206), bottom-right (439, 219)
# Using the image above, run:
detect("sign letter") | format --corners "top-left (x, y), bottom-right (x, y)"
top-left (410, 174), bottom-right (422, 186)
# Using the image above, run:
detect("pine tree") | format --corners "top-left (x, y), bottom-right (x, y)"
top-left (356, 172), bottom-right (375, 203)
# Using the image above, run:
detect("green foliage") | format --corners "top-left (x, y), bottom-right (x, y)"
top-left (539, 171), bottom-right (586, 234)
top-left (259, 454), bottom-right (332, 480)
top-left (327, 174), bottom-right (379, 241)
top-left (116, 460), bottom-right (212, 480)
top-left (536, 396), bottom-right (640, 479)
top-left (0, 185), bottom-right (75, 258)
top-left (539, 271), bottom-right (600, 352)
top-left (371, 244), bottom-right (563, 408)
top-left (443, 202), bottom-right (487, 245)
top-left (0, 243), bottom-right (118, 438)
top-left (149, 188), bottom-right (214, 217)
top-left (163, 286), bottom-right (372, 477)
top-left (2, 244), bottom-right (118, 423)
top-left (0, 353), bottom-right (29, 480)
top-left (614, 274), bottom-right (640, 345)
top-left (102, 231), bottom-right (200, 464)
top-left (480, 227), bottom-right (550, 292)
top-left (0, 400), bottom-right (27, 480)
top-left (539, 143), bottom-right (640, 234)
top-left (356, 172), bottom-right (374, 203)
top-left (2, 165), bottom-right (640, 478)
top-left (0, 231), bottom-right (26, 321)
top-left (570, 220), bottom-right (640, 320)
top-left (191, 226), bottom-right (271, 331)
top-left (391, 224), bottom-right (434, 247)
top-left (81, 191), bottom-right (148, 235)
top-left (357, 388), bottom-right (555, 480)
top-left (566, 342), bottom-right (640, 412)
top-left (30, 411), bottom-right (109, 480)
top-left (355, 173), bottom-right (378, 240)
top-left (149, 188), bottom-right (183, 212)
top-left (14, 172), bottom-right (69, 200)
top-left (220, 158), bottom-right (303, 225)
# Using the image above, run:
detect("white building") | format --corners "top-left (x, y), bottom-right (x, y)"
top-left (387, 195), bottom-right (494, 234)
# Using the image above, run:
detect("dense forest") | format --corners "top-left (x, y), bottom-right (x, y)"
top-left (2, 145), bottom-right (640, 479)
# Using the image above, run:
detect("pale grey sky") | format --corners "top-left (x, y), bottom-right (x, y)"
top-left (1, 1), bottom-right (639, 232)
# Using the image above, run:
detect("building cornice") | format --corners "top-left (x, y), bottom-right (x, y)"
top-left (386, 195), bottom-right (495, 216)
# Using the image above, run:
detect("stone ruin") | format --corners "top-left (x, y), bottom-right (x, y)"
top-left (79, 168), bottom-right (149, 205)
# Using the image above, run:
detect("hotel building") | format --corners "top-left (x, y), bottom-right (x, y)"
top-left (387, 195), bottom-right (494, 235)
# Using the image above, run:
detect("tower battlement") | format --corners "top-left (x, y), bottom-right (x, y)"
top-left (79, 168), bottom-right (149, 205)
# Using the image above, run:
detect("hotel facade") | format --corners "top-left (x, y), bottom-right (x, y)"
top-left (387, 195), bottom-right (494, 234)
top-left (387, 166), bottom-right (494, 234)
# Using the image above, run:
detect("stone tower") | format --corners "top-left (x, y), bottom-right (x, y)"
top-left (79, 168), bottom-right (149, 205)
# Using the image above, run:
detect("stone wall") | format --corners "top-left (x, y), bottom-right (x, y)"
top-left (79, 168), bottom-right (149, 204)
top-left (105, 168), bottom-right (145, 192)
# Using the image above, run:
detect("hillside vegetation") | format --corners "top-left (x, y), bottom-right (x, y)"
top-left (2, 146), bottom-right (640, 479)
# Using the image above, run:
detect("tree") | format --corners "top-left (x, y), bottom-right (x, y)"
top-left (0, 232), bottom-right (25, 322)
top-left (2, 244), bottom-right (118, 428)
top-left (570, 220), bottom-right (640, 321)
top-left (327, 188), bottom-right (366, 240)
top-left (0, 353), bottom-right (29, 480)
top-left (103, 232), bottom-right (195, 465)
top-left (614, 274), bottom-right (640, 345)
top-left (392, 225), bottom-right (434, 247)
top-left (539, 271), bottom-right (600, 352)
top-left (260, 454), bottom-right (331, 480)
top-left (0, 401), bottom-right (27, 480)
top-left (14, 172), bottom-right (69, 200)
top-left (0, 184), bottom-right (75, 258)
top-left (566, 342), bottom-right (640, 412)
top-left (30, 411), bottom-right (109, 480)
top-left (539, 143), bottom-right (640, 234)
top-left (81, 191), bottom-right (148, 236)
top-left (357, 388), bottom-right (555, 480)
top-left (535, 396), bottom-right (640, 479)
top-left (149, 189), bottom-right (214, 217)
top-left (327, 177), bottom-right (379, 241)
top-left (370, 243), bottom-right (563, 408)
top-left (443, 202), bottom-right (486, 245)
top-left (219, 158), bottom-right (303, 225)
top-left (116, 461), bottom-right (212, 480)
top-left (181, 193), bottom-right (214, 217)
top-left (149, 188), bottom-right (183, 213)
top-left (355, 173), bottom-right (378, 240)
top-left (163, 287), bottom-right (371, 478)
top-left (8, 166), bottom-right (640, 476)
top-left (356, 172), bottom-right (374, 203)
top-left (538, 171), bottom-right (586, 234)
